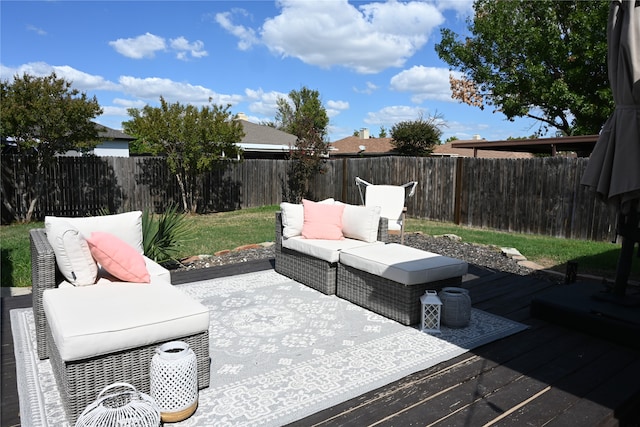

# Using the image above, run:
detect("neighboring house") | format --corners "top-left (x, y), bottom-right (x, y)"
top-left (235, 113), bottom-right (297, 159)
top-left (91, 125), bottom-right (135, 157)
top-left (433, 139), bottom-right (535, 159)
top-left (330, 129), bottom-right (534, 159)
top-left (2, 123), bottom-right (135, 157)
top-left (451, 134), bottom-right (597, 157)
top-left (330, 129), bottom-right (396, 157)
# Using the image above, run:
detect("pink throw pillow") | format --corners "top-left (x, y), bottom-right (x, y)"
top-left (86, 232), bottom-right (151, 283)
top-left (301, 199), bottom-right (345, 240)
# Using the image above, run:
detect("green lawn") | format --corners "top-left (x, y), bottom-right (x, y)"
top-left (1, 205), bottom-right (636, 288)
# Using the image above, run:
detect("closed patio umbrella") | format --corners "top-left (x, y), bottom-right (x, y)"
top-left (581, 0), bottom-right (640, 298)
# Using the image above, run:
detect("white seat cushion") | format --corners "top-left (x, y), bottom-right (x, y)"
top-left (282, 236), bottom-right (383, 263)
top-left (43, 284), bottom-right (209, 361)
top-left (59, 256), bottom-right (172, 288)
top-left (339, 243), bottom-right (468, 285)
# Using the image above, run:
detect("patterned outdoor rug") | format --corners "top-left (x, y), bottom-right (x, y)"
top-left (12, 269), bottom-right (528, 426)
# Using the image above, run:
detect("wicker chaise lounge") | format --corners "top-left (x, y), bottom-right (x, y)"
top-left (30, 213), bottom-right (211, 424)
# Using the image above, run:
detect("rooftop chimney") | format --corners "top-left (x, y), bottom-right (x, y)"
top-left (359, 128), bottom-right (370, 139)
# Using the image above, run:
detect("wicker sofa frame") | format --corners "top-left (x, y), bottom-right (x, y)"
top-left (274, 211), bottom-right (388, 295)
top-left (30, 228), bottom-right (211, 424)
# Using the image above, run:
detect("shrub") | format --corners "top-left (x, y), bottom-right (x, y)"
top-left (142, 205), bottom-right (190, 262)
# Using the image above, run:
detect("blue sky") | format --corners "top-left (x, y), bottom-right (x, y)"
top-left (1, 0), bottom-right (544, 142)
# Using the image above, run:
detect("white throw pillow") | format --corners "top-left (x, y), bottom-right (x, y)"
top-left (46, 211), bottom-right (144, 254)
top-left (280, 198), bottom-right (335, 239)
top-left (338, 203), bottom-right (381, 243)
top-left (280, 202), bottom-right (304, 239)
top-left (44, 219), bottom-right (98, 286)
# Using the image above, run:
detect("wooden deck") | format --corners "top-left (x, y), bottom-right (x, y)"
top-left (2, 259), bottom-right (640, 426)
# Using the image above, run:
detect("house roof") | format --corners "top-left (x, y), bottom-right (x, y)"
top-left (237, 119), bottom-right (297, 153)
top-left (96, 124), bottom-right (135, 141)
top-left (433, 141), bottom-right (535, 159)
top-left (330, 136), bottom-right (534, 158)
top-left (330, 136), bottom-right (395, 156)
top-left (451, 134), bottom-right (598, 156)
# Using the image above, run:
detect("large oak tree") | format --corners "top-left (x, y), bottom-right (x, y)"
top-left (435, 0), bottom-right (611, 136)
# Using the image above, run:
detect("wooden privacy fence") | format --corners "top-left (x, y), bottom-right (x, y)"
top-left (2, 155), bottom-right (617, 241)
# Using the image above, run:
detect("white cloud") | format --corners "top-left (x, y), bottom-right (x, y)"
top-left (326, 100), bottom-right (349, 118)
top-left (112, 98), bottom-right (147, 109)
top-left (26, 24), bottom-right (46, 36)
top-left (109, 32), bottom-right (166, 59)
top-left (390, 66), bottom-right (459, 103)
top-left (0, 62), bottom-right (118, 91)
top-left (118, 75), bottom-right (243, 106)
top-left (326, 100), bottom-right (349, 110)
top-left (353, 81), bottom-right (379, 95)
top-left (245, 88), bottom-right (287, 116)
top-left (218, 0), bottom-right (444, 74)
top-left (170, 37), bottom-right (208, 60)
top-left (434, 0), bottom-right (474, 17)
top-left (364, 105), bottom-right (428, 127)
top-left (215, 9), bottom-right (259, 51)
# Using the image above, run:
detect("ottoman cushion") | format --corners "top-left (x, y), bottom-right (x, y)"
top-left (339, 243), bottom-right (468, 285)
top-left (43, 283), bottom-right (209, 361)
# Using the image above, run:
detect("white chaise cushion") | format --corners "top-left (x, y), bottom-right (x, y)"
top-left (44, 220), bottom-right (97, 286)
top-left (283, 236), bottom-right (383, 263)
top-left (43, 283), bottom-right (209, 361)
top-left (340, 243), bottom-right (468, 285)
top-left (45, 211), bottom-right (144, 254)
top-left (337, 203), bottom-right (381, 243)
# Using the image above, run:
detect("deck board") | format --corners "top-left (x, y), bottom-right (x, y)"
top-left (2, 259), bottom-right (639, 427)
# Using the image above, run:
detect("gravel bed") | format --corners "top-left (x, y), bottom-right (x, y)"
top-left (167, 232), bottom-right (547, 279)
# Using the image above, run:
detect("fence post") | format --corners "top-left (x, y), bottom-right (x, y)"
top-left (454, 157), bottom-right (463, 225)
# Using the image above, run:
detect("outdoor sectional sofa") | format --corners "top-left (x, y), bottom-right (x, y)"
top-left (275, 200), bottom-right (389, 294)
top-left (275, 199), bottom-right (469, 325)
top-left (30, 211), bottom-right (210, 424)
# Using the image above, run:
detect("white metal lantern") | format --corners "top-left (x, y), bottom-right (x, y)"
top-left (420, 290), bottom-right (442, 334)
top-left (150, 341), bottom-right (199, 423)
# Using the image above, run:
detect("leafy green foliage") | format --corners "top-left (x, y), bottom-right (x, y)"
top-left (275, 87), bottom-right (330, 202)
top-left (1, 72), bottom-right (103, 221)
top-left (141, 204), bottom-right (190, 263)
top-left (123, 97), bottom-right (244, 213)
top-left (391, 115), bottom-right (443, 156)
top-left (435, 0), bottom-right (611, 136)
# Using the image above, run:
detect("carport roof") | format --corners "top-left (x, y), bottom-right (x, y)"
top-left (451, 135), bottom-right (598, 157)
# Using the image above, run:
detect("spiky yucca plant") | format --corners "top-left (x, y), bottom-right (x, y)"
top-left (142, 204), bottom-right (190, 263)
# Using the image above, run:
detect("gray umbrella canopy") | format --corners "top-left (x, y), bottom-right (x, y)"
top-left (582, 0), bottom-right (640, 208)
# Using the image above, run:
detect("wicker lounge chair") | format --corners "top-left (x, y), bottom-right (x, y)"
top-left (30, 222), bottom-right (211, 424)
top-left (355, 177), bottom-right (418, 244)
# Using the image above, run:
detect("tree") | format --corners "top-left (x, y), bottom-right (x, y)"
top-left (275, 87), bottom-right (330, 202)
top-left (435, 0), bottom-right (611, 136)
top-left (0, 72), bottom-right (103, 222)
top-left (123, 97), bottom-right (244, 213)
top-left (379, 126), bottom-right (388, 138)
top-left (391, 114), bottom-right (443, 156)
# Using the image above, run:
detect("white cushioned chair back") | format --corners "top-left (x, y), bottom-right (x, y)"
top-left (365, 185), bottom-right (405, 231)
top-left (45, 211), bottom-right (144, 254)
